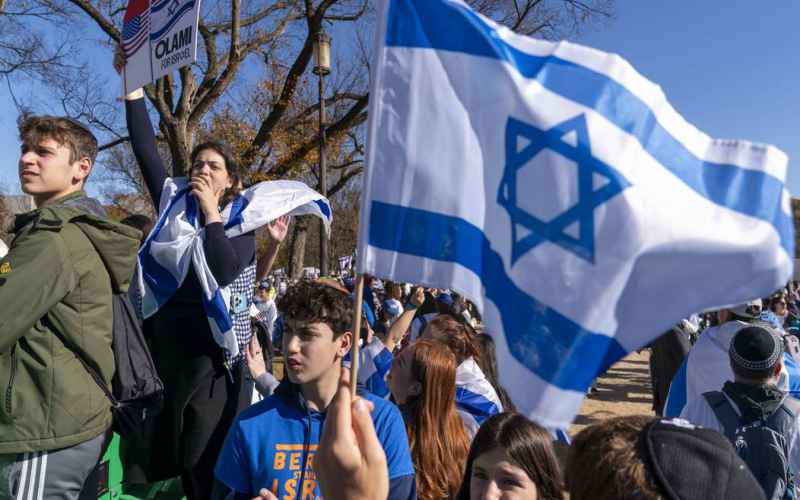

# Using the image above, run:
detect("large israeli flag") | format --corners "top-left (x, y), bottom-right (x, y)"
top-left (358, 0), bottom-right (793, 428)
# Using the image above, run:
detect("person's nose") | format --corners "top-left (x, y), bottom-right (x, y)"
top-left (19, 150), bottom-right (38, 168)
top-left (284, 334), bottom-right (301, 355)
top-left (478, 481), bottom-right (502, 500)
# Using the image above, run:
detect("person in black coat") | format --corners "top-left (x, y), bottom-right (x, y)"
top-left (649, 322), bottom-right (693, 416)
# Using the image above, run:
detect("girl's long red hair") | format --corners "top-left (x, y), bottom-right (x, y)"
top-left (406, 339), bottom-right (471, 499)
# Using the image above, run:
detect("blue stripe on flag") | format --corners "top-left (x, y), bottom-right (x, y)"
top-left (224, 195), bottom-right (250, 230)
top-left (151, 0), bottom-right (174, 12)
top-left (315, 199), bottom-right (332, 220)
top-left (369, 201), bottom-right (627, 392)
top-left (186, 193), bottom-right (198, 226)
top-left (663, 359), bottom-right (688, 418)
top-left (456, 387), bottom-right (500, 425)
top-left (139, 188), bottom-right (193, 306)
top-left (204, 288), bottom-right (235, 334)
top-left (384, 0), bottom-right (793, 256)
top-left (150, 1), bottom-right (196, 40)
top-left (139, 250), bottom-right (179, 306)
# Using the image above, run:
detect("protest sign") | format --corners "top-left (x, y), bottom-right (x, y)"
top-left (122, 0), bottom-right (202, 93)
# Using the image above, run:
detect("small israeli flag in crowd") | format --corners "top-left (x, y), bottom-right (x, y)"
top-left (138, 178), bottom-right (331, 359)
top-left (358, 0), bottom-right (793, 428)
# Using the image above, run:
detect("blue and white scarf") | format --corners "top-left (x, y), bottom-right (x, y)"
top-left (137, 177), bottom-right (332, 359)
top-left (455, 357), bottom-right (503, 436)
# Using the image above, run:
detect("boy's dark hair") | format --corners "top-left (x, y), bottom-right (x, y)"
top-left (277, 280), bottom-right (353, 337)
top-left (191, 141), bottom-right (242, 208)
top-left (19, 115), bottom-right (98, 166)
top-left (567, 415), bottom-right (665, 500)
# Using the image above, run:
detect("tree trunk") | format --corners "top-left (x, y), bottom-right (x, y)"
top-left (289, 217), bottom-right (309, 279)
top-left (162, 119), bottom-right (193, 177)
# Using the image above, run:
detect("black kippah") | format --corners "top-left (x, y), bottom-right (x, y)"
top-left (729, 325), bottom-right (782, 372)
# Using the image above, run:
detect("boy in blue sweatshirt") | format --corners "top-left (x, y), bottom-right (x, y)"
top-left (215, 281), bottom-right (416, 499)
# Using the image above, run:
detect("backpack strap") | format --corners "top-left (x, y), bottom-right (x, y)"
top-left (703, 391), bottom-right (741, 441)
top-left (780, 397), bottom-right (800, 420)
top-left (767, 396), bottom-right (800, 439)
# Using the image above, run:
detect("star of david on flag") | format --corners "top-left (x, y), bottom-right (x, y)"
top-left (358, 0), bottom-right (793, 430)
top-left (499, 114), bottom-right (629, 264)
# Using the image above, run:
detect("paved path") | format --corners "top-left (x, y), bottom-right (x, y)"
top-left (570, 350), bottom-right (654, 436)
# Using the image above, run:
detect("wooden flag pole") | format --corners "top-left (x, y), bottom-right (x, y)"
top-left (350, 274), bottom-right (365, 398)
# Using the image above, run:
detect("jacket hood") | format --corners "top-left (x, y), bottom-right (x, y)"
top-left (44, 192), bottom-right (140, 293)
top-left (274, 377), bottom-right (369, 416)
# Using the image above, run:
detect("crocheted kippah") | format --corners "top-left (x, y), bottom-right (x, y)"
top-left (729, 325), bottom-right (782, 372)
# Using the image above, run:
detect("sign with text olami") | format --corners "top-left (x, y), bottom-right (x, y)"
top-left (122, 0), bottom-right (202, 92)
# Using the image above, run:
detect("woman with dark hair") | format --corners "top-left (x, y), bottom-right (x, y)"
top-left (424, 315), bottom-right (504, 436)
top-left (457, 412), bottom-right (564, 500)
top-left (769, 292), bottom-right (789, 328)
top-left (388, 339), bottom-right (471, 499)
top-left (114, 61), bottom-right (293, 498)
top-left (475, 334), bottom-right (516, 412)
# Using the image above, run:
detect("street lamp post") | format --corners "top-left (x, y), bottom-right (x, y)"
top-left (313, 30), bottom-right (331, 277)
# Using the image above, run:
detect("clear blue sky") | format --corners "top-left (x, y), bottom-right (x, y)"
top-left (1, 1), bottom-right (798, 195)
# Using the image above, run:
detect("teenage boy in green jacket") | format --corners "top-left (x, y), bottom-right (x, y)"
top-left (0, 116), bottom-right (140, 499)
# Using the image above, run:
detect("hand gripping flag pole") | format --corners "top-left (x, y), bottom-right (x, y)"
top-left (350, 274), bottom-right (365, 398)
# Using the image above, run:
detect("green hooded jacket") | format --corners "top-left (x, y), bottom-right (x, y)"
top-left (0, 191), bottom-right (140, 453)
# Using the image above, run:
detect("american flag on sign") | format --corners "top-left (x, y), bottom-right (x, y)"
top-left (122, 0), bottom-right (151, 58)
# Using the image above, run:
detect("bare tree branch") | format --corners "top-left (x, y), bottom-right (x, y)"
top-left (188, 0), bottom-right (244, 128)
top-left (271, 94), bottom-right (368, 177)
top-left (327, 165), bottom-right (363, 196)
top-left (64, 0), bottom-right (120, 41)
top-left (291, 92), bottom-right (364, 123)
top-left (206, 1), bottom-right (296, 33)
top-left (98, 136), bottom-right (129, 151)
top-left (243, 30), bottom-right (315, 165)
top-left (323, 0), bottom-right (368, 22)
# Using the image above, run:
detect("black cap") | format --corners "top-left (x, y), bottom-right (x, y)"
top-left (729, 325), bottom-right (782, 377)
top-left (644, 419), bottom-right (765, 500)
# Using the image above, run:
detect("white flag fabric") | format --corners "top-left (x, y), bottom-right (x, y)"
top-left (138, 178), bottom-right (332, 359)
top-left (122, 0), bottom-right (202, 93)
top-left (358, 0), bottom-right (794, 428)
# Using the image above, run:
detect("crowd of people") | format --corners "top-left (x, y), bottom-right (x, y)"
top-left (1, 56), bottom-right (799, 500)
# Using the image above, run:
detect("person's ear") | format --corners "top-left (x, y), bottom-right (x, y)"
top-left (408, 381), bottom-right (422, 397)
top-left (775, 359), bottom-right (784, 378)
top-left (338, 331), bottom-right (353, 357)
top-left (73, 157), bottom-right (92, 186)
